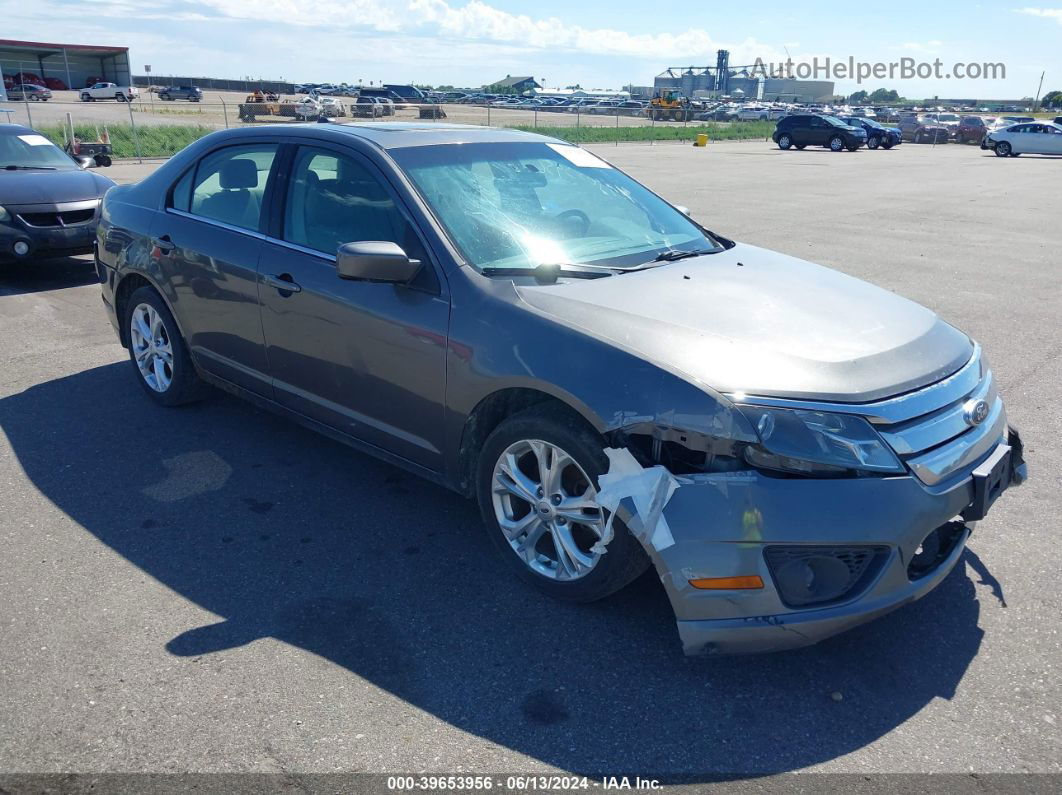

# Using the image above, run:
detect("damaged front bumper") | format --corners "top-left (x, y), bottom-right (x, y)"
top-left (631, 428), bottom-right (1025, 655)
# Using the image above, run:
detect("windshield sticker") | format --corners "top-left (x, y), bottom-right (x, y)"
top-left (18, 134), bottom-right (52, 147)
top-left (547, 143), bottom-right (611, 169)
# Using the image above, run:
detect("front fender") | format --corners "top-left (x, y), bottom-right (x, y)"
top-left (441, 272), bottom-right (757, 484)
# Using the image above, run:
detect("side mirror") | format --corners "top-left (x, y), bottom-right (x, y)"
top-left (674, 205), bottom-right (691, 217)
top-left (76, 155), bottom-right (96, 169)
top-left (336, 241), bottom-right (421, 283)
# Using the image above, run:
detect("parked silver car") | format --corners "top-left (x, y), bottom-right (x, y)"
top-left (96, 124), bottom-right (1026, 655)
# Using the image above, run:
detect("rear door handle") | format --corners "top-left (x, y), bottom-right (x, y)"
top-left (151, 235), bottom-right (175, 253)
top-left (263, 273), bottom-right (301, 294)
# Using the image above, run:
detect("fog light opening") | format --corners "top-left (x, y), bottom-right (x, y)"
top-left (13, 240), bottom-right (30, 257)
top-left (907, 521), bottom-right (965, 580)
top-left (764, 545), bottom-right (888, 608)
top-left (775, 556), bottom-right (851, 605)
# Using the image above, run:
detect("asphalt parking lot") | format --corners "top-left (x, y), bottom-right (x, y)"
top-left (1, 139), bottom-right (1059, 781)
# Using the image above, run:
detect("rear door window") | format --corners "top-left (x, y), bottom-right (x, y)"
top-left (187, 144), bottom-right (279, 232)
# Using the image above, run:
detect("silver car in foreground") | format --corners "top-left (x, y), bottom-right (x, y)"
top-left (97, 124), bottom-right (1027, 654)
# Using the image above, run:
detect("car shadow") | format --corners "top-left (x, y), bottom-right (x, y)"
top-left (0, 362), bottom-right (991, 779)
top-left (0, 254), bottom-right (98, 295)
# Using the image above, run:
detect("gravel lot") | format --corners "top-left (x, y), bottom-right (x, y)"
top-left (1, 139), bottom-right (1059, 783)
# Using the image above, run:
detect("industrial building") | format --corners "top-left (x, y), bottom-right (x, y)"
top-left (486, 75), bottom-right (541, 94)
top-left (0, 38), bottom-right (131, 92)
top-left (653, 53), bottom-right (835, 103)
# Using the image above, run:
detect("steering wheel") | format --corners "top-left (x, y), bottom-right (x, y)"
top-left (555, 209), bottom-right (591, 237)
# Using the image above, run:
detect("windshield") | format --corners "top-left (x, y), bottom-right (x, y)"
top-left (0, 131), bottom-right (77, 170)
top-left (390, 141), bottom-right (723, 272)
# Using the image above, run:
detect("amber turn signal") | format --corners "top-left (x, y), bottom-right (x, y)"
top-left (688, 575), bottom-right (764, 590)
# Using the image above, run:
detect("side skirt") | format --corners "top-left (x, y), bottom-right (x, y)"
top-left (197, 369), bottom-right (458, 494)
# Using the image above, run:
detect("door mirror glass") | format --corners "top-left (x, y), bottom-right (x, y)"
top-left (336, 241), bottom-right (421, 283)
top-left (673, 204), bottom-right (691, 217)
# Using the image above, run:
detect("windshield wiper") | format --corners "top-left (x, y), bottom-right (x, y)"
top-left (622, 248), bottom-right (718, 271)
top-left (649, 248), bottom-right (716, 263)
top-left (3, 164), bottom-right (58, 171)
top-left (481, 263), bottom-right (617, 283)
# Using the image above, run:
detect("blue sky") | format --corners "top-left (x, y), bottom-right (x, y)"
top-left (6, 0), bottom-right (1061, 98)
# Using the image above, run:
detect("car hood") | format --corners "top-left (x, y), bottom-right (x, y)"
top-left (1, 168), bottom-right (115, 205)
top-left (516, 243), bottom-right (973, 403)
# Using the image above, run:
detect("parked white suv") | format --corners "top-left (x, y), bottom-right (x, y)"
top-left (80, 82), bottom-right (140, 102)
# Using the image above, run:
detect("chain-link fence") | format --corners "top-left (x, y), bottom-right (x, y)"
top-left (5, 91), bottom-right (774, 162)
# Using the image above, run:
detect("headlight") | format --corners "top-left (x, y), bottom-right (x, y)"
top-left (0, 206), bottom-right (10, 223)
top-left (738, 406), bottom-right (904, 475)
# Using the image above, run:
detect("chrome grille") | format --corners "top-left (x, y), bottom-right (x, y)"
top-left (872, 348), bottom-right (1006, 485)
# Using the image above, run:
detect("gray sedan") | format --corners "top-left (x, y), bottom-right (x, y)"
top-left (95, 124), bottom-right (1026, 654)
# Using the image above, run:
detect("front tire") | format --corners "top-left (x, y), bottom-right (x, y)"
top-left (829, 135), bottom-right (844, 151)
top-left (116, 93), bottom-right (126, 102)
top-left (476, 405), bottom-right (650, 603)
top-left (995, 141), bottom-right (1012, 157)
top-left (777, 134), bottom-right (792, 150)
top-left (867, 135), bottom-right (881, 149)
top-left (80, 93), bottom-right (91, 102)
top-left (125, 286), bottom-right (207, 406)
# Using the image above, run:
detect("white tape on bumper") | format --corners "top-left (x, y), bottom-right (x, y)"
top-left (593, 447), bottom-right (680, 554)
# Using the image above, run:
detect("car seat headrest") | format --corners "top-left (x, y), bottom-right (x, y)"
top-left (220, 159), bottom-right (258, 190)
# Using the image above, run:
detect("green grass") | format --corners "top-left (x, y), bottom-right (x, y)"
top-left (35, 123), bottom-right (216, 158)
top-left (509, 121), bottom-right (775, 144)
top-left (32, 118), bottom-right (784, 158)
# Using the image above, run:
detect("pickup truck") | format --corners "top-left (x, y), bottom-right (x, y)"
top-left (79, 82), bottom-right (140, 102)
top-left (157, 85), bottom-right (202, 102)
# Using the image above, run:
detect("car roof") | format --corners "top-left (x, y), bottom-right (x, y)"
top-left (206, 122), bottom-right (561, 150)
top-left (0, 123), bottom-right (37, 135)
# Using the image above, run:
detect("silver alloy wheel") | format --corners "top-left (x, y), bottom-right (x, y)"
top-left (830, 136), bottom-right (844, 151)
top-left (129, 303), bottom-right (174, 393)
top-left (491, 439), bottom-right (607, 581)
top-left (779, 134), bottom-right (791, 149)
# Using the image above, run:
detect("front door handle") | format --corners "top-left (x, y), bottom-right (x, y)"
top-left (263, 273), bottom-right (301, 294)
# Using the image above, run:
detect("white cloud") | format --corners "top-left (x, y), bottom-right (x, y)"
top-left (1014, 7), bottom-right (1062, 23)
top-left (188, 0), bottom-right (786, 62)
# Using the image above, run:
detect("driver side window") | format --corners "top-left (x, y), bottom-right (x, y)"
top-left (283, 147), bottom-right (426, 264)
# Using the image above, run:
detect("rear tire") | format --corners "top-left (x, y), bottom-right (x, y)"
top-left (777, 134), bottom-right (792, 150)
top-left (829, 135), bottom-right (844, 151)
top-left (124, 286), bottom-right (208, 407)
top-left (867, 135), bottom-right (881, 149)
top-left (476, 405), bottom-right (651, 603)
top-left (995, 141), bottom-right (1012, 157)
top-left (80, 93), bottom-right (91, 102)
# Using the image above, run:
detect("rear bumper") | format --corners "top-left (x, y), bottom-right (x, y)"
top-left (646, 429), bottom-right (1025, 655)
